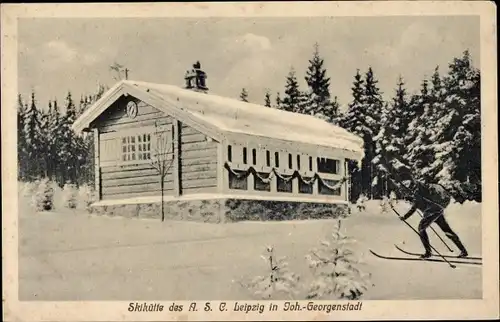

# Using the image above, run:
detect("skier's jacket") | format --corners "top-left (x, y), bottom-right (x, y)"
top-left (405, 182), bottom-right (451, 218)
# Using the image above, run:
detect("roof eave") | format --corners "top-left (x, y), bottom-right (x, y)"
top-left (72, 81), bottom-right (127, 134)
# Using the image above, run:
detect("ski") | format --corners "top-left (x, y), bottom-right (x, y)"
top-left (369, 249), bottom-right (482, 266)
top-left (394, 245), bottom-right (482, 261)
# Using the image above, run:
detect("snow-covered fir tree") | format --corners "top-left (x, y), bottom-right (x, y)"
top-left (89, 83), bottom-right (108, 104)
top-left (303, 43), bottom-right (337, 121)
top-left (240, 88), bottom-right (249, 102)
top-left (404, 77), bottom-right (437, 184)
top-left (57, 91), bottom-right (80, 183)
top-left (47, 99), bottom-right (62, 182)
top-left (338, 70), bottom-right (366, 199)
top-left (38, 101), bottom-right (52, 178)
top-left (281, 67), bottom-right (306, 113)
top-left (339, 69), bottom-right (365, 135)
top-left (373, 77), bottom-right (411, 196)
top-left (430, 50), bottom-right (481, 202)
top-left (22, 92), bottom-right (43, 179)
top-left (264, 90), bottom-right (272, 107)
top-left (329, 96), bottom-right (341, 125)
top-left (363, 67), bottom-right (385, 198)
top-left (17, 94), bottom-right (27, 180)
top-left (340, 68), bottom-right (385, 199)
top-left (274, 91), bottom-right (282, 109)
top-left (77, 95), bottom-right (88, 118)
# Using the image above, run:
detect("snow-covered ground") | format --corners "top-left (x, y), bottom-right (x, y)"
top-left (18, 196), bottom-right (482, 301)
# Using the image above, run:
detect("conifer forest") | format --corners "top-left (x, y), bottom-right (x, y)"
top-left (17, 46), bottom-right (481, 203)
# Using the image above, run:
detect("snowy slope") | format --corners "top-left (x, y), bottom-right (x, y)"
top-left (18, 193), bottom-right (481, 301)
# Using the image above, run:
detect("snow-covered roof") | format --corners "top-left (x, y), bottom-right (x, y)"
top-left (73, 80), bottom-right (365, 159)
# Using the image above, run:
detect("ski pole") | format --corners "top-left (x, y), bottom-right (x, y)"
top-left (387, 177), bottom-right (453, 252)
top-left (391, 207), bottom-right (456, 269)
top-left (415, 209), bottom-right (454, 253)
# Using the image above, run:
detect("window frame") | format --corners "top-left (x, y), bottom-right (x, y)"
top-left (317, 157), bottom-right (340, 175)
top-left (119, 128), bottom-right (157, 166)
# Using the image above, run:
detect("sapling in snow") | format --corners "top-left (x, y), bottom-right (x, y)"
top-left (245, 246), bottom-right (301, 300)
top-left (62, 182), bottom-right (78, 209)
top-left (389, 191), bottom-right (398, 206)
top-left (20, 181), bottom-right (37, 198)
top-left (32, 178), bottom-right (55, 211)
top-left (355, 194), bottom-right (368, 212)
top-left (306, 219), bottom-right (372, 300)
top-left (78, 184), bottom-right (97, 212)
top-left (379, 195), bottom-right (390, 213)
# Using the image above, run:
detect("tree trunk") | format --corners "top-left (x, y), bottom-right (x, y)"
top-left (161, 176), bottom-right (165, 222)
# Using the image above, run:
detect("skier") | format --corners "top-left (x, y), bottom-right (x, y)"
top-left (398, 172), bottom-right (469, 259)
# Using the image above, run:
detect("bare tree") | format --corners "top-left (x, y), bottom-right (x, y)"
top-left (150, 122), bottom-right (175, 222)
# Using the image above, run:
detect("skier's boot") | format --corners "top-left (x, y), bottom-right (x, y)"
top-left (457, 249), bottom-right (468, 258)
top-left (420, 251), bottom-right (432, 259)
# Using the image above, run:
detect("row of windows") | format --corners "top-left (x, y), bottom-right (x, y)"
top-left (228, 171), bottom-right (341, 196)
top-left (227, 145), bottom-right (339, 174)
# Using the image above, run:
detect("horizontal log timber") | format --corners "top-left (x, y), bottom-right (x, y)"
top-left (102, 167), bottom-right (217, 187)
top-left (101, 189), bottom-right (173, 200)
top-left (102, 173), bottom-right (174, 188)
top-left (101, 158), bottom-right (174, 174)
top-left (102, 182), bottom-right (174, 195)
top-left (180, 170), bottom-right (217, 181)
top-left (181, 186), bottom-right (216, 194)
top-left (102, 168), bottom-right (161, 180)
top-left (180, 149), bottom-right (217, 160)
top-left (181, 141), bottom-right (218, 153)
top-left (181, 156), bottom-right (217, 166)
top-left (181, 133), bottom-right (208, 144)
top-left (182, 178), bottom-right (217, 189)
top-left (181, 162), bottom-right (217, 173)
top-left (100, 117), bottom-right (172, 133)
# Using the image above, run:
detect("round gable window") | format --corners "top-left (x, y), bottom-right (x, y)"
top-left (126, 101), bottom-right (138, 119)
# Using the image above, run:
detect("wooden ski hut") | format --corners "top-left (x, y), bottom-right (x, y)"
top-left (73, 75), bottom-right (364, 221)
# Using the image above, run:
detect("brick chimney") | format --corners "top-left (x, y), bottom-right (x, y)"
top-left (184, 61), bottom-right (208, 93)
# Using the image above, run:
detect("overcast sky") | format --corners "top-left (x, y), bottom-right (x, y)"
top-left (18, 16), bottom-right (479, 111)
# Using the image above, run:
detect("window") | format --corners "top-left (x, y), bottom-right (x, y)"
top-left (137, 134), bottom-right (151, 160)
top-left (274, 152), bottom-right (280, 167)
top-left (277, 176), bottom-right (293, 193)
top-left (299, 177), bottom-right (313, 194)
top-left (319, 179), bottom-right (341, 196)
top-left (252, 148), bottom-right (257, 165)
top-left (266, 150), bottom-right (271, 167)
top-left (229, 170), bottom-right (248, 190)
top-left (122, 134), bottom-right (151, 162)
top-left (309, 156), bottom-right (313, 171)
top-left (254, 172), bottom-right (271, 191)
top-left (317, 157), bottom-right (340, 174)
top-left (297, 155), bottom-right (301, 170)
top-left (288, 153), bottom-right (293, 169)
top-left (228, 145), bottom-right (232, 162)
top-left (243, 147), bottom-right (247, 164)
